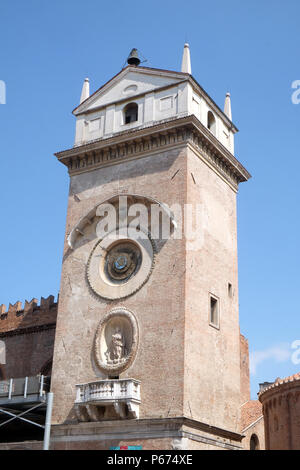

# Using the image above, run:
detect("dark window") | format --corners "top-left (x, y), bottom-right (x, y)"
top-left (207, 111), bottom-right (216, 135)
top-left (124, 103), bottom-right (138, 124)
top-left (250, 434), bottom-right (260, 450)
top-left (210, 295), bottom-right (219, 327)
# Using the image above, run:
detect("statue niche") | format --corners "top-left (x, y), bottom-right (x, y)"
top-left (94, 307), bottom-right (138, 375)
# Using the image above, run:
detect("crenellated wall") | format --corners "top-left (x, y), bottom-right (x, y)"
top-left (0, 295), bottom-right (58, 379)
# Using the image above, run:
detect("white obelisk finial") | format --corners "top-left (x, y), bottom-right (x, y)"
top-left (181, 43), bottom-right (191, 74)
top-left (80, 78), bottom-right (90, 104)
top-left (224, 92), bottom-right (232, 120)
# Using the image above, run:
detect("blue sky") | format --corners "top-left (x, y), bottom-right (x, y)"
top-left (0, 0), bottom-right (299, 398)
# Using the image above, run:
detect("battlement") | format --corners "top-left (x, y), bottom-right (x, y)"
top-left (0, 295), bottom-right (58, 334)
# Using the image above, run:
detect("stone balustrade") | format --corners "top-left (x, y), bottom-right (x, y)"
top-left (75, 378), bottom-right (141, 421)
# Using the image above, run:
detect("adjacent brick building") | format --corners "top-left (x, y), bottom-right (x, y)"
top-left (0, 296), bottom-right (57, 380)
top-left (0, 296), bottom-right (57, 446)
top-left (259, 373), bottom-right (300, 449)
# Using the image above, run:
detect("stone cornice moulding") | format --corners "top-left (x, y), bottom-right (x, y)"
top-left (55, 116), bottom-right (250, 191)
top-left (50, 416), bottom-right (243, 449)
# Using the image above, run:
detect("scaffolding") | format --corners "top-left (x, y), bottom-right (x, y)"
top-left (0, 376), bottom-right (53, 450)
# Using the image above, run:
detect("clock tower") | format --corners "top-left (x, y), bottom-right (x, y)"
top-left (50, 45), bottom-right (250, 450)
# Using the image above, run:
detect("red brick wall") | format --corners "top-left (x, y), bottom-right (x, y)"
top-left (260, 380), bottom-right (300, 450)
top-left (0, 295), bottom-right (57, 379)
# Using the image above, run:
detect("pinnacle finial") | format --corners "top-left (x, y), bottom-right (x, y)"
top-left (181, 43), bottom-right (191, 74)
top-left (80, 77), bottom-right (90, 104)
top-left (224, 92), bottom-right (232, 120)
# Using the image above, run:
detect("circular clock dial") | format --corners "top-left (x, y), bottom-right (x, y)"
top-left (105, 242), bottom-right (141, 283)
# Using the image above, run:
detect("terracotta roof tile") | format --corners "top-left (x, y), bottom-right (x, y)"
top-left (259, 372), bottom-right (300, 396)
top-left (241, 400), bottom-right (263, 431)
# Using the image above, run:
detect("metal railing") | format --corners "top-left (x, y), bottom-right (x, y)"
top-left (0, 375), bottom-right (50, 403)
top-left (0, 376), bottom-right (53, 450)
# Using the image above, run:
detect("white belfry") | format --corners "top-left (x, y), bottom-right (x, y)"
top-left (224, 92), bottom-right (232, 121)
top-left (80, 78), bottom-right (90, 104)
top-left (181, 43), bottom-right (191, 74)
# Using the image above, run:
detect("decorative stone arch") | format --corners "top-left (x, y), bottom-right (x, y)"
top-left (69, 194), bottom-right (177, 300)
top-left (67, 193), bottom-right (176, 250)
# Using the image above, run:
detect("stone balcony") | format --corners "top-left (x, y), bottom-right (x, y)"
top-left (75, 378), bottom-right (141, 421)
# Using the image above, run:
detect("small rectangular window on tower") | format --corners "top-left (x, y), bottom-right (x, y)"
top-left (209, 294), bottom-right (219, 329)
top-left (228, 283), bottom-right (233, 297)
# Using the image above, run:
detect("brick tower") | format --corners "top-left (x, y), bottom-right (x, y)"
top-left (50, 45), bottom-right (250, 450)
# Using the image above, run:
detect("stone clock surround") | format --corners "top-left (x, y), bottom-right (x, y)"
top-left (87, 231), bottom-right (156, 301)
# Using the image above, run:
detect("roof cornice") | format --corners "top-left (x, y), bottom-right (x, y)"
top-left (259, 375), bottom-right (300, 401)
top-left (55, 115), bottom-right (250, 191)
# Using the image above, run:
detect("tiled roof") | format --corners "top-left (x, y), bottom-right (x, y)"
top-left (241, 400), bottom-right (263, 431)
top-left (259, 372), bottom-right (300, 396)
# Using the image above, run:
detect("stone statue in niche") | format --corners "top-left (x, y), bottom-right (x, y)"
top-left (94, 308), bottom-right (138, 374)
top-left (105, 328), bottom-right (127, 364)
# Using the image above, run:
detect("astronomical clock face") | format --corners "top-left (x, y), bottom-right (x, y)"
top-left (68, 195), bottom-right (174, 301)
top-left (104, 241), bottom-right (142, 284)
top-left (87, 230), bottom-right (155, 301)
